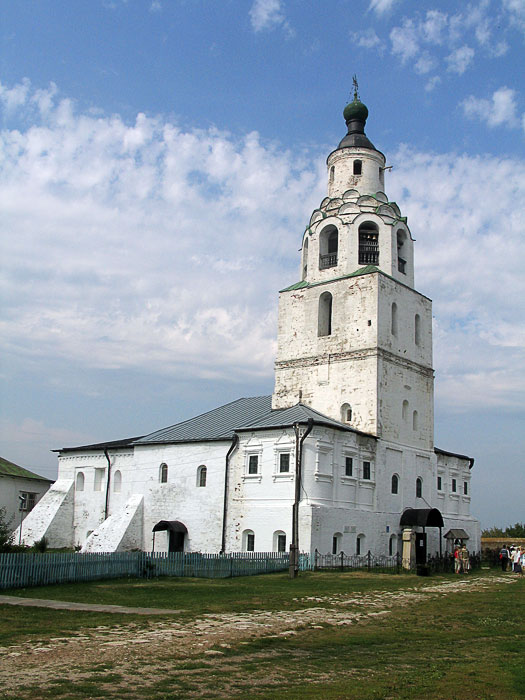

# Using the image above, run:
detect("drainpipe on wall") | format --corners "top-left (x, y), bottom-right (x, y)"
top-left (221, 433), bottom-right (239, 554)
top-left (104, 448), bottom-right (112, 521)
top-left (289, 418), bottom-right (314, 579)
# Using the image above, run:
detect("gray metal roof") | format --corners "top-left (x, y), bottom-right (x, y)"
top-left (58, 396), bottom-right (375, 452)
top-left (133, 396), bottom-right (273, 445)
top-left (237, 402), bottom-right (368, 435)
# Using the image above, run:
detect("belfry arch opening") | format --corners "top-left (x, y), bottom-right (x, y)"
top-left (319, 226), bottom-right (338, 270)
top-left (318, 291), bottom-right (333, 337)
top-left (397, 230), bottom-right (408, 274)
top-left (358, 222), bottom-right (379, 265)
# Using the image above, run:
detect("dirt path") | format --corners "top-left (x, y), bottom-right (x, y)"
top-left (0, 595), bottom-right (182, 615)
top-left (0, 575), bottom-right (515, 695)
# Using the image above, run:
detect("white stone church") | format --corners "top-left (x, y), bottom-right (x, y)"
top-left (18, 96), bottom-right (480, 558)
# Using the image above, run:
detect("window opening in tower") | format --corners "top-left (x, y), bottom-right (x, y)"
top-left (359, 223), bottom-right (379, 265)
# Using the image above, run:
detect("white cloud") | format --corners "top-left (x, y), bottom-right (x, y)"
top-left (369, 0), bottom-right (400, 15)
top-left (0, 79), bottom-right (323, 391)
top-left (503, 0), bottom-right (525, 33)
top-left (351, 28), bottom-right (381, 49)
top-left (422, 9), bottom-right (448, 44)
top-left (461, 86), bottom-right (520, 128)
top-left (415, 52), bottom-right (437, 74)
top-left (390, 19), bottom-right (420, 62)
top-left (1, 78), bottom-right (524, 424)
top-left (425, 76), bottom-right (441, 92)
top-left (446, 45), bottom-right (475, 74)
top-left (249, 0), bottom-right (293, 35)
top-left (388, 146), bottom-right (525, 410)
top-left (0, 77), bottom-right (31, 112)
top-left (385, 3), bottom-right (515, 80)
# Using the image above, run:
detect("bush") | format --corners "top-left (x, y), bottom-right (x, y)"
top-left (33, 536), bottom-right (48, 553)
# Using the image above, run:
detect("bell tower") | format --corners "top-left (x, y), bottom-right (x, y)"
top-left (272, 87), bottom-right (435, 451)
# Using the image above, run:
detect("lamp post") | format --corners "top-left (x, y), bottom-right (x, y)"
top-left (289, 418), bottom-right (314, 579)
top-left (18, 494), bottom-right (26, 546)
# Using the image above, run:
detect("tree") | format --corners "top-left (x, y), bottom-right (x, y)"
top-left (505, 522), bottom-right (525, 538)
top-left (0, 507), bottom-right (15, 552)
top-left (482, 523), bottom-right (525, 538)
top-left (481, 525), bottom-right (504, 537)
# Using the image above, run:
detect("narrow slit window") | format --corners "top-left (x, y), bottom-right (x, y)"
top-left (391, 302), bottom-right (398, 336)
top-left (415, 314), bottom-right (421, 346)
top-left (318, 292), bottom-right (333, 337)
top-left (197, 465), bottom-right (207, 487)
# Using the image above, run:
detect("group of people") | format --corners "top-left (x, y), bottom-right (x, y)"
top-left (453, 544), bottom-right (470, 573)
top-left (499, 545), bottom-right (524, 575)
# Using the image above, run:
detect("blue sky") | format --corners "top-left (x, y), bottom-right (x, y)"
top-left (1, 0), bottom-right (524, 529)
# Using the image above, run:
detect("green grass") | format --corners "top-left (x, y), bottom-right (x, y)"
top-left (1, 571), bottom-right (524, 699)
top-left (2, 569), bottom-right (422, 613)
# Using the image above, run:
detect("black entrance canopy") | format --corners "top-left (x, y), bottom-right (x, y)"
top-left (152, 520), bottom-right (188, 533)
top-left (400, 508), bottom-right (444, 528)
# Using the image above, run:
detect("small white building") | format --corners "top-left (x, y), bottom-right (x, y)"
top-left (1, 456), bottom-right (52, 535)
top-left (17, 96), bottom-right (480, 557)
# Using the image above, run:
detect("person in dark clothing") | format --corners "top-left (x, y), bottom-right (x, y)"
top-left (500, 546), bottom-right (509, 571)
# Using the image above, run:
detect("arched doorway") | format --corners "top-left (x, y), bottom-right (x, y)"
top-left (152, 520), bottom-right (188, 553)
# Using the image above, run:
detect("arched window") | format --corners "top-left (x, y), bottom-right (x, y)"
top-left (302, 238), bottom-right (309, 280)
top-left (329, 165), bottom-right (335, 184)
top-left (358, 222), bottom-right (379, 265)
top-left (353, 160), bottom-right (362, 175)
top-left (391, 474), bottom-right (399, 494)
top-left (340, 403), bottom-right (352, 423)
top-left (197, 465), bottom-right (207, 487)
top-left (274, 530), bottom-right (287, 553)
top-left (397, 230), bottom-right (407, 274)
top-left (243, 529), bottom-right (255, 552)
top-left (319, 226), bottom-right (338, 269)
top-left (76, 472), bottom-right (85, 492)
top-left (318, 291), bottom-right (333, 337)
top-left (356, 533), bottom-right (365, 556)
top-left (160, 463), bottom-right (168, 484)
top-left (412, 410), bottom-right (419, 431)
top-left (332, 532), bottom-right (342, 554)
top-left (389, 534), bottom-right (397, 556)
top-left (113, 470), bottom-right (121, 493)
top-left (416, 477), bottom-right (422, 498)
top-left (391, 302), bottom-right (398, 336)
top-left (402, 400), bottom-right (409, 421)
top-left (415, 314), bottom-right (421, 346)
